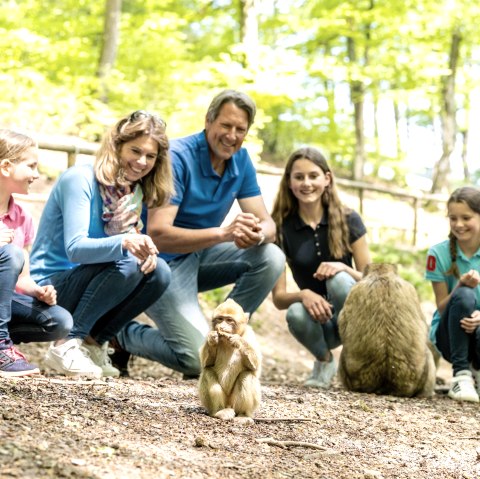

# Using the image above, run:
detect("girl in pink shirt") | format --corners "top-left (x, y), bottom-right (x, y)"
top-left (0, 129), bottom-right (72, 376)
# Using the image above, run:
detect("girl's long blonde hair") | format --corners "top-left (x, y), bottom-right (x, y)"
top-left (446, 186), bottom-right (480, 278)
top-left (94, 111), bottom-right (174, 208)
top-left (271, 147), bottom-right (351, 259)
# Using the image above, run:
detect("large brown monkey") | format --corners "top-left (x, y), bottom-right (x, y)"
top-left (338, 263), bottom-right (436, 397)
top-left (198, 299), bottom-right (262, 423)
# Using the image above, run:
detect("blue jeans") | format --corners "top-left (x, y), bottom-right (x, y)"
top-left (286, 271), bottom-right (356, 361)
top-left (435, 286), bottom-right (480, 374)
top-left (41, 255), bottom-right (171, 344)
top-left (1, 243), bottom-right (72, 344)
top-left (117, 242), bottom-right (286, 376)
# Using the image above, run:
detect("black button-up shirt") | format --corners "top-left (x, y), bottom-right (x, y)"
top-left (280, 209), bottom-right (367, 298)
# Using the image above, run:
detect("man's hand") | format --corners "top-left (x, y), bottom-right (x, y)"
top-left (224, 213), bottom-right (264, 249)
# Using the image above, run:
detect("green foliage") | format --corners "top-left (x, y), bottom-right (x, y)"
top-left (1, 0), bottom-right (480, 190)
top-left (369, 243), bottom-right (433, 303)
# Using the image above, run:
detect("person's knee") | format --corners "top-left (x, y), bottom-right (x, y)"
top-left (286, 303), bottom-right (308, 333)
top-left (326, 271), bottom-right (355, 303)
top-left (149, 259), bottom-right (172, 295)
top-left (51, 309), bottom-right (74, 339)
top-left (262, 243), bottom-right (286, 275)
top-left (451, 286), bottom-right (476, 309)
top-left (1, 243), bottom-right (24, 273)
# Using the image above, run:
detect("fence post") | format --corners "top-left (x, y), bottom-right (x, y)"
top-left (412, 197), bottom-right (418, 247)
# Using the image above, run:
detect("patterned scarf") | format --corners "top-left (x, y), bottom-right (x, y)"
top-left (99, 183), bottom-right (144, 236)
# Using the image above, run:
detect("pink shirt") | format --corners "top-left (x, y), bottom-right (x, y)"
top-left (0, 196), bottom-right (35, 248)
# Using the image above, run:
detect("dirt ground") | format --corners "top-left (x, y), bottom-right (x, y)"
top-left (3, 176), bottom-right (479, 479)
top-left (2, 299), bottom-right (479, 479)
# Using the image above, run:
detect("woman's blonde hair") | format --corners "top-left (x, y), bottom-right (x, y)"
top-left (94, 111), bottom-right (174, 208)
top-left (0, 129), bottom-right (36, 164)
top-left (271, 146), bottom-right (351, 259)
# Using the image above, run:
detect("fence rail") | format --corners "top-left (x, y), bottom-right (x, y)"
top-left (22, 141), bottom-right (448, 248)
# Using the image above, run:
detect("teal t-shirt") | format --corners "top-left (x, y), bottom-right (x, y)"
top-left (425, 239), bottom-right (480, 344)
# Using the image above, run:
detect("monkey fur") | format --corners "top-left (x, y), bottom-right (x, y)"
top-left (198, 299), bottom-right (262, 422)
top-left (337, 263), bottom-right (436, 398)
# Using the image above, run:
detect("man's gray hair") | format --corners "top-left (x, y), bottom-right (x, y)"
top-left (206, 89), bottom-right (256, 129)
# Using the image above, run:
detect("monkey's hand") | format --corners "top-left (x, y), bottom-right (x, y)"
top-left (206, 331), bottom-right (219, 347)
top-left (459, 269), bottom-right (480, 289)
top-left (313, 262), bottom-right (347, 281)
top-left (301, 289), bottom-right (332, 323)
top-left (460, 310), bottom-right (480, 334)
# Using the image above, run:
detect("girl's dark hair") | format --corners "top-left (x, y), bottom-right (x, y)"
top-left (271, 147), bottom-right (351, 259)
top-left (446, 186), bottom-right (480, 278)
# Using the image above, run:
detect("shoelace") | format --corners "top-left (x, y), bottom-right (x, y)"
top-left (5, 346), bottom-right (27, 361)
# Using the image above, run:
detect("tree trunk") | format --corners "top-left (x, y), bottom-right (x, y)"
top-left (97, 0), bottom-right (122, 103)
top-left (347, 36), bottom-right (366, 181)
top-left (430, 30), bottom-right (461, 194)
top-left (239, 0), bottom-right (258, 69)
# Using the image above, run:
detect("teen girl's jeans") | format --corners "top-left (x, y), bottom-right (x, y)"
top-left (40, 255), bottom-right (171, 345)
top-left (435, 286), bottom-right (480, 374)
top-left (1, 243), bottom-right (73, 344)
top-left (117, 242), bottom-right (286, 376)
top-left (285, 271), bottom-right (356, 361)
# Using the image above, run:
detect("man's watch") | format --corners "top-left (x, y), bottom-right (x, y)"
top-left (257, 233), bottom-right (266, 246)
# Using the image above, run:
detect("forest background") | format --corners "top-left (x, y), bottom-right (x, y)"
top-left (2, 0), bottom-right (480, 194)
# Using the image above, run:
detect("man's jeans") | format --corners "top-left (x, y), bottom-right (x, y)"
top-left (41, 255), bottom-right (171, 345)
top-left (286, 271), bottom-right (356, 361)
top-left (118, 242), bottom-right (286, 376)
top-left (1, 243), bottom-right (73, 344)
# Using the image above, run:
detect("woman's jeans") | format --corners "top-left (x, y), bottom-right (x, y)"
top-left (117, 242), bottom-right (286, 376)
top-left (286, 271), bottom-right (356, 361)
top-left (40, 255), bottom-right (171, 345)
top-left (1, 243), bottom-right (73, 345)
top-left (435, 286), bottom-right (480, 374)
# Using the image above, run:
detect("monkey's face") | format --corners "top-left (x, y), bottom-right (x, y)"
top-left (211, 299), bottom-right (248, 335)
top-left (212, 315), bottom-right (241, 335)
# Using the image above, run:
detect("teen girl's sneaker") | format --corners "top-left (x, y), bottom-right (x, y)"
top-left (470, 365), bottom-right (480, 395)
top-left (448, 370), bottom-right (479, 402)
top-left (44, 338), bottom-right (102, 379)
top-left (304, 355), bottom-right (336, 389)
top-left (0, 341), bottom-right (40, 377)
top-left (82, 342), bottom-right (120, 378)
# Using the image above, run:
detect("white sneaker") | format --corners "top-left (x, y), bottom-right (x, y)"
top-left (44, 338), bottom-right (102, 378)
top-left (304, 355), bottom-right (336, 389)
top-left (448, 370), bottom-right (479, 402)
top-left (82, 342), bottom-right (120, 378)
top-left (470, 365), bottom-right (480, 395)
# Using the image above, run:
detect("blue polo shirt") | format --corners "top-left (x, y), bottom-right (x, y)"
top-left (160, 130), bottom-right (261, 262)
top-left (425, 239), bottom-right (480, 345)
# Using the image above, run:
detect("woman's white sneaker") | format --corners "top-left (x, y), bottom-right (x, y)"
top-left (44, 338), bottom-right (102, 378)
top-left (82, 342), bottom-right (120, 377)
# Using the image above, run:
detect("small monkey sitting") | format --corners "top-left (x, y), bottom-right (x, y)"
top-left (198, 299), bottom-right (262, 423)
top-left (338, 263), bottom-right (436, 398)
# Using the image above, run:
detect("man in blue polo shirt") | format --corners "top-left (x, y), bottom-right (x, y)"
top-left (113, 89), bottom-right (285, 377)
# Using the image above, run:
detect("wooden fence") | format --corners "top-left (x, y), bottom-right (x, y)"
top-left (22, 141), bottom-right (447, 248)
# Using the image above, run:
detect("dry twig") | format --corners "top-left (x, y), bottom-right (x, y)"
top-left (256, 437), bottom-right (327, 450)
